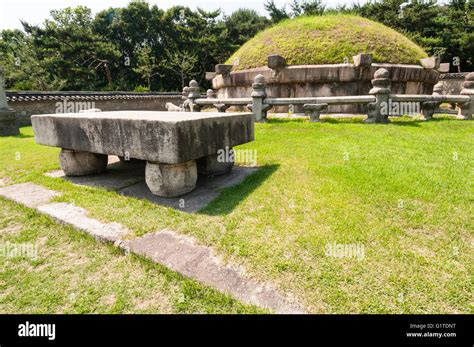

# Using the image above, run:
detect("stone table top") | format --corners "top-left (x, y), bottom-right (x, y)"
top-left (32, 111), bottom-right (254, 163)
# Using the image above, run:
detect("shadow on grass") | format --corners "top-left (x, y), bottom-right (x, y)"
top-left (320, 117), bottom-right (365, 124)
top-left (266, 117), bottom-right (366, 125)
top-left (14, 133), bottom-right (34, 138)
top-left (198, 164), bottom-right (279, 216)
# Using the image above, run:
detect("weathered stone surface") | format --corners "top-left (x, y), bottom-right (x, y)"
top-left (303, 103), bottom-right (328, 122)
top-left (353, 53), bottom-right (372, 68)
top-left (0, 66), bottom-right (19, 136)
top-left (213, 63), bottom-right (439, 113)
top-left (47, 157), bottom-right (145, 190)
top-left (145, 160), bottom-right (197, 197)
top-left (420, 56), bottom-right (440, 69)
top-left (267, 54), bottom-right (286, 70)
top-left (438, 63), bottom-right (450, 73)
top-left (197, 152), bottom-right (234, 176)
top-left (60, 149), bottom-right (108, 176)
top-left (37, 202), bottom-right (129, 243)
top-left (123, 230), bottom-right (303, 313)
top-left (116, 166), bottom-right (259, 213)
top-left (0, 182), bottom-right (60, 208)
top-left (0, 110), bottom-right (19, 136)
top-left (458, 72), bottom-right (474, 120)
top-left (215, 64), bottom-right (233, 75)
top-left (32, 111), bottom-right (254, 164)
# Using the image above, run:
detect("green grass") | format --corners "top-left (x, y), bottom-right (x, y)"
top-left (0, 115), bottom-right (472, 313)
top-left (0, 199), bottom-right (263, 313)
top-left (226, 15), bottom-right (427, 70)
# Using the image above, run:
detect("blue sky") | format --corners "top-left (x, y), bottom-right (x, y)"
top-left (0, 0), bottom-right (367, 30)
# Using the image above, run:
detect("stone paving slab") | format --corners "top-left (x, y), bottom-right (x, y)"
top-left (45, 159), bottom-right (259, 213)
top-left (0, 182), bottom-right (303, 313)
top-left (118, 166), bottom-right (258, 213)
top-left (37, 202), bottom-right (129, 243)
top-left (46, 157), bottom-right (146, 191)
top-left (0, 182), bottom-right (60, 208)
top-left (123, 230), bottom-right (302, 314)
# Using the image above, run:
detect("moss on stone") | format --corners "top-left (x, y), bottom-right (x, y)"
top-left (226, 15), bottom-right (428, 70)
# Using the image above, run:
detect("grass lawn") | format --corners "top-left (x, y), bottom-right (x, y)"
top-left (0, 115), bottom-right (472, 313)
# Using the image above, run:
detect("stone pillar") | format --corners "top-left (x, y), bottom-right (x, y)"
top-left (365, 68), bottom-right (391, 123)
top-left (145, 160), bottom-right (197, 197)
top-left (206, 88), bottom-right (228, 112)
top-left (0, 66), bottom-right (19, 136)
top-left (268, 54), bottom-right (286, 79)
top-left (303, 103), bottom-right (328, 122)
top-left (457, 72), bottom-right (474, 120)
top-left (421, 82), bottom-right (443, 121)
top-left (181, 86), bottom-right (190, 111)
top-left (251, 74), bottom-right (269, 122)
top-left (59, 149), bottom-right (108, 176)
top-left (187, 80), bottom-right (201, 112)
top-left (197, 149), bottom-right (234, 176)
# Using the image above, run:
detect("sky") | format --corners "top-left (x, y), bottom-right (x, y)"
top-left (0, 0), bottom-right (366, 31)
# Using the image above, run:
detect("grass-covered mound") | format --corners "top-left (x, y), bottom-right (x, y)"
top-left (226, 15), bottom-right (428, 70)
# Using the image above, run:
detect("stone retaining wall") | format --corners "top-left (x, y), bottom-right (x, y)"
top-left (6, 92), bottom-right (182, 126)
top-left (213, 63), bottom-right (439, 113)
top-left (438, 73), bottom-right (470, 96)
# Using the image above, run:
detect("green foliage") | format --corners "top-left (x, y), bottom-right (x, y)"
top-left (227, 15), bottom-right (428, 69)
top-left (0, 0), bottom-right (472, 91)
top-left (133, 85), bottom-right (150, 92)
top-left (353, 0), bottom-right (474, 72)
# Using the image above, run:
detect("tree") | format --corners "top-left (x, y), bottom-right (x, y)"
top-left (291, 0), bottom-right (326, 16)
top-left (132, 46), bottom-right (161, 90)
top-left (224, 9), bottom-right (270, 47)
top-left (165, 50), bottom-right (199, 89)
top-left (22, 6), bottom-right (120, 90)
top-left (264, 0), bottom-right (290, 23)
top-left (0, 30), bottom-right (64, 90)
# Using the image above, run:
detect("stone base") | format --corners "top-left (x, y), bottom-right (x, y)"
top-left (145, 160), bottom-right (197, 198)
top-left (0, 109), bottom-right (19, 136)
top-left (197, 151), bottom-right (234, 176)
top-left (59, 149), bottom-right (108, 176)
top-left (456, 112), bottom-right (472, 120)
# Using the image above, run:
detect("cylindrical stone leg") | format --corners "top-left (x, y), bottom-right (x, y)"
top-left (59, 149), bottom-right (108, 176)
top-left (145, 160), bottom-right (197, 197)
top-left (197, 150), bottom-right (234, 176)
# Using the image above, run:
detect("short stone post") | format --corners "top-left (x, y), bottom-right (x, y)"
top-left (303, 103), bottom-right (328, 122)
top-left (251, 74), bottom-right (269, 122)
top-left (207, 89), bottom-right (228, 113)
top-left (187, 80), bottom-right (201, 112)
top-left (206, 89), bottom-right (215, 99)
top-left (457, 72), bottom-right (474, 120)
top-left (0, 66), bottom-right (19, 136)
top-left (421, 82), bottom-right (443, 121)
top-left (365, 68), bottom-right (391, 123)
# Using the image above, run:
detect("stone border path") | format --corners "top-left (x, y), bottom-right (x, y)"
top-left (0, 182), bottom-right (303, 314)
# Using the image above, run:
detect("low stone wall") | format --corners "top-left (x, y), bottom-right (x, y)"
top-left (6, 92), bottom-right (183, 126)
top-left (438, 73), bottom-right (470, 95)
top-left (213, 63), bottom-right (439, 113)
